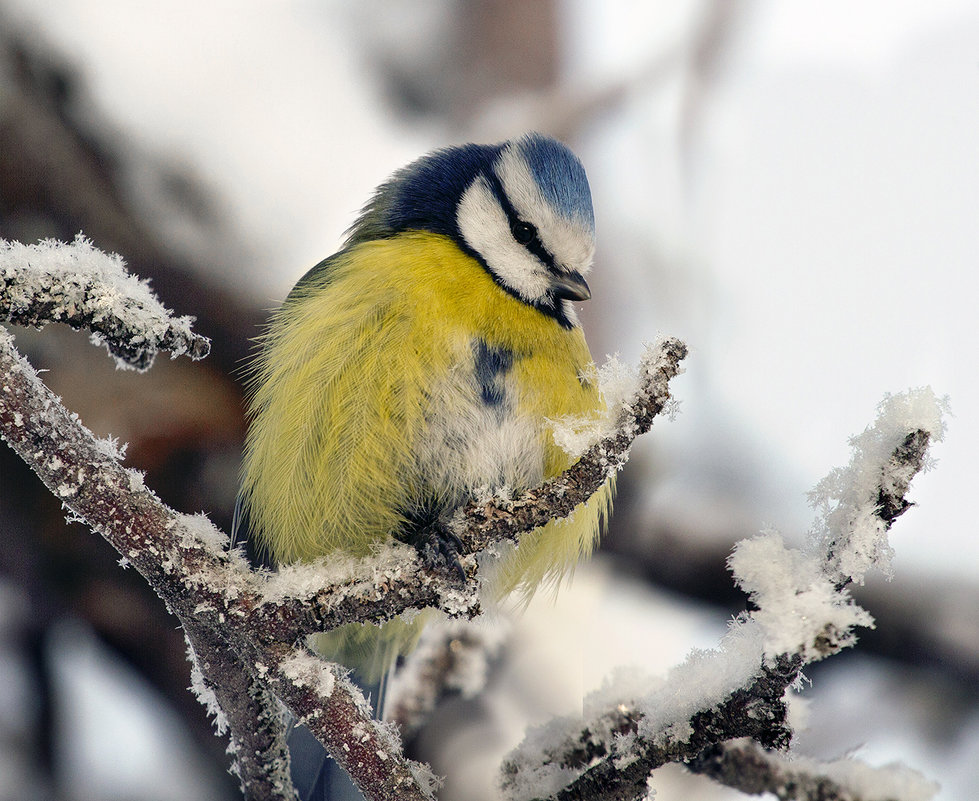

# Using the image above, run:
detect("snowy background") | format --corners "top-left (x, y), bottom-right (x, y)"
top-left (0, 1), bottom-right (976, 799)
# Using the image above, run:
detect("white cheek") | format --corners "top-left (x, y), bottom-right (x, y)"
top-left (457, 176), bottom-right (550, 302)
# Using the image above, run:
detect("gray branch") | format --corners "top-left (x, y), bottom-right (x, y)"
top-left (501, 400), bottom-right (941, 801)
top-left (686, 739), bottom-right (937, 801)
top-left (0, 329), bottom-right (440, 801)
top-left (184, 619), bottom-right (298, 801)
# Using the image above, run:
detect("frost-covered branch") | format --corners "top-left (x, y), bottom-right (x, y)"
top-left (0, 328), bottom-right (443, 801)
top-left (0, 235), bottom-right (210, 369)
top-left (454, 337), bottom-right (687, 552)
top-left (686, 739), bottom-right (938, 801)
top-left (184, 619), bottom-right (297, 801)
top-left (8, 237), bottom-right (937, 801)
top-left (501, 390), bottom-right (945, 801)
top-left (501, 652), bottom-right (803, 801)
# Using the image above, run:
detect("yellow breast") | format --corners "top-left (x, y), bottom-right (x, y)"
top-left (240, 231), bottom-right (611, 594)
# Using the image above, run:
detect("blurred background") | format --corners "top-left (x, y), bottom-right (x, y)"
top-left (0, 1), bottom-right (976, 799)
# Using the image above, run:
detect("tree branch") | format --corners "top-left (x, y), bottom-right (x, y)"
top-left (4, 237), bottom-right (942, 801)
top-left (0, 328), bottom-right (441, 800)
top-left (501, 391), bottom-right (944, 801)
top-left (1, 235), bottom-right (210, 369)
top-left (184, 619), bottom-right (297, 801)
top-left (686, 739), bottom-right (938, 801)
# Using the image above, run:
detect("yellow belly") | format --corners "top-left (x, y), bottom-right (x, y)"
top-left (240, 231), bottom-right (613, 678)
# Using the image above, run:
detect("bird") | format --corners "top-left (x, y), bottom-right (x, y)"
top-left (238, 132), bottom-right (613, 688)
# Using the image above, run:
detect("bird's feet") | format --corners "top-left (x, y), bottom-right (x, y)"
top-left (396, 523), bottom-right (468, 583)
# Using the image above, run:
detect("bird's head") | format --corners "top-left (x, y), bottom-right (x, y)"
top-left (348, 133), bottom-right (596, 328)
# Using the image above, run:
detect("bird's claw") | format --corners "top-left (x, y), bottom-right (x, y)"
top-left (418, 525), bottom-right (468, 583)
top-left (394, 512), bottom-right (470, 583)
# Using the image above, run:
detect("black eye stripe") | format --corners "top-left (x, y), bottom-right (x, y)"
top-left (484, 169), bottom-right (557, 270)
top-left (472, 167), bottom-right (575, 329)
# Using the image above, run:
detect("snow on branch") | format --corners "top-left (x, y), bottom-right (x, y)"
top-left (454, 337), bottom-right (687, 552)
top-left (0, 235), bottom-right (210, 369)
top-left (500, 389), bottom-right (945, 801)
top-left (807, 390), bottom-right (946, 587)
top-left (5, 237), bottom-right (941, 801)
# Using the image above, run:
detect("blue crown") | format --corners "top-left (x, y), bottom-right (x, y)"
top-left (348, 134), bottom-right (593, 244)
top-left (513, 133), bottom-right (594, 233)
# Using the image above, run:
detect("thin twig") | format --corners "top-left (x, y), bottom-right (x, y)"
top-left (686, 739), bottom-right (937, 801)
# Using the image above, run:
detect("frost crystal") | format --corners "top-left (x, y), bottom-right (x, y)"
top-left (0, 234), bottom-right (209, 370)
top-left (807, 387), bottom-right (947, 584)
top-left (187, 640), bottom-right (229, 736)
top-left (549, 353), bottom-right (639, 458)
top-left (280, 651), bottom-right (336, 701)
top-left (729, 532), bottom-right (873, 660)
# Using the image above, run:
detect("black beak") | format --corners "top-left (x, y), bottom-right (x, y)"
top-left (551, 270), bottom-right (591, 301)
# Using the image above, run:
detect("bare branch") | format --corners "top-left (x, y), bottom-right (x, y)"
top-left (0, 329), bottom-right (442, 800)
top-left (246, 547), bottom-right (481, 651)
top-left (501, 655), bottom-right (801, 801)
top-left (257, 644), bottom-right (439, 801)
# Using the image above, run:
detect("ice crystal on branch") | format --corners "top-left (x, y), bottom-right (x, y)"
top-left (1, 232), bottom-right (946, 801)
top-left (0, 235), bottom-right (210, 370)
top-left (807, 388), bottom-right (947, 585)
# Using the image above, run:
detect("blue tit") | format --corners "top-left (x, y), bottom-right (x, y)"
top-left (239, 132), bottom-right (613, 681)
